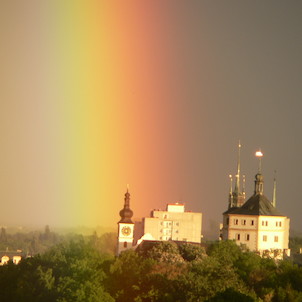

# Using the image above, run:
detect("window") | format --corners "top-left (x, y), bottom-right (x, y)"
top-left (266, 221), bottom-right (268, 226)
top-left (263, 235), bottom-right (267, 242)
top-left (251, 220), bottom-right (254, 226)
top-left (274, 236), bottom-right (279, 242)
top-left (262, 221), bottom-right (268, 226)
top-left (236, 234), bottom-right (240, 240)
top-left (124, 242), bottom-right (127, 248)
top-left (246, 234), bottom-right (250, 241)
top-left (234, 219), bottom-right (238, 225)
top-left (242, 219), bottom-right (246, 225)
top-left (276, 221), bottom-right (282, 227)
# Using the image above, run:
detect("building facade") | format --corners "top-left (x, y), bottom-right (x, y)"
top-left (143, 203), bottom-right (202, 243)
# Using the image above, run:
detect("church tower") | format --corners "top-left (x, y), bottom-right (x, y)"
top-left (228, 141), bottom-right (246, 209)
top-left (117, 188), bottom-right (134, 255)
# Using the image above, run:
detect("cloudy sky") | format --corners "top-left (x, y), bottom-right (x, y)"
top-left (0, 1), bottom-right (301, 235)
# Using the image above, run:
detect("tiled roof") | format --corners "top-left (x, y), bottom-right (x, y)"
top-left (224, 193), bottom-right (285, 216)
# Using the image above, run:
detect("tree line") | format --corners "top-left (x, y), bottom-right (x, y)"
top-left (0, 236), bottom-right (302, 301)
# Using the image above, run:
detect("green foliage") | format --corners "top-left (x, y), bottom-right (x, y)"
top-left (1, 237), bottom-right (302, 301)
top-left (178, 242), bottom-right (206, 262)
top-left (289, 236), bottom-right (302, 253)
top-left (0, 238), bottom-right (114, 302)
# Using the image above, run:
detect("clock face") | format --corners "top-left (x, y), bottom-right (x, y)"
top-left (121, 226), bottom-right (131, 236)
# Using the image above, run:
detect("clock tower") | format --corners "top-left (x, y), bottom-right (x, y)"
top-left (117, 188), bottom-right (134, 255)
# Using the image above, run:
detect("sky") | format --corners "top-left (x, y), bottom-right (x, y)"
top-left (0, 1), bottom-right (301, 236)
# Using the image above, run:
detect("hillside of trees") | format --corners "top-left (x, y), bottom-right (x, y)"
top-left (1, 235), bottom-right (302, 302)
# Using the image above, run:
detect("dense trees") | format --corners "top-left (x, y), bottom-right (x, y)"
top-left (1, 238), bottom-right (302, 301)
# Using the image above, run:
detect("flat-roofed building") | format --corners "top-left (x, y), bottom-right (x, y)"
top-left (143, 203), bottom-right (202, 243)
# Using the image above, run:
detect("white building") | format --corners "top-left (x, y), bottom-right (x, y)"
top-left (221, 146), bottom-right (290, 258)
top-left (143, 203), bottom-right (202, 243)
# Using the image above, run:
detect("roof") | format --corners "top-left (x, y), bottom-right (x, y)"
top-left (224, 193), bottom-right (285, 216)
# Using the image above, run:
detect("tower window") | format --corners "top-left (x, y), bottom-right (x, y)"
top-left (251, 220), bottom-right (254, 226)
top-left (234, 219), bottom-right (238, 225)
top-left (236, 234), bottom-right (240, 240)
top-left (274, 236), bottom-right (279, 242)
top-left (246, 234), bottom-right (250, 241)
top-left (263, 235), bottom-right (267, 242)
top-left (242, 219), bottom-right (246, 225)
top-left (124, 242), bottom-right (127, 248)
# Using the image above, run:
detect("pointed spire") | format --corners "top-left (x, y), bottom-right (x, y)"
top-left (242, 174), bottom-right (246, 200)
top-left (227, 141), bottom-right (246, 208)
top-left (234, 141), bottom-right (241, 194)
top-left (228, 175), bottom-right (233, 208)
top-left (272, 171), bottom-right (277, 207)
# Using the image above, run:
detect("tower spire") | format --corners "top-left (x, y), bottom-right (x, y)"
top-left (228, 141), bottom-right (245, 208)
top-left (119, 187), bottom-right (133, 223)
top-left (272, 171), bottom-right (277, 207)
top-left (242, 174), bottom-right (246, 200)
top-left (228, 175), bottom-right (233, 208)
top-left (234, 141), bottom-right (241, 194)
